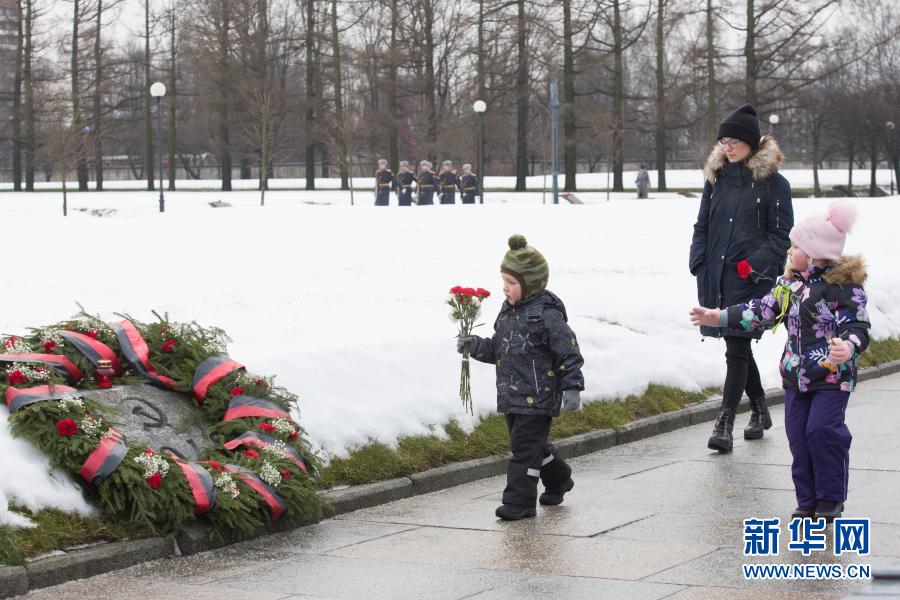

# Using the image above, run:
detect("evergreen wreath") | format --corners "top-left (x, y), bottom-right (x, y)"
top-left (0, 309), bottom-right (324, 541)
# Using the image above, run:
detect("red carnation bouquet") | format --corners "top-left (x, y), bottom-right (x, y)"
top-left (448, 286), bottom-right (491, 415)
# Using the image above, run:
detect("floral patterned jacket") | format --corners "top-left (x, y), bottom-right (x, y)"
top-left (722, 256), bottom-right (870, 394)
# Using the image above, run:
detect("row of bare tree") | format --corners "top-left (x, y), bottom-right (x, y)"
top-left (1, 0), bottom-right (898, 194)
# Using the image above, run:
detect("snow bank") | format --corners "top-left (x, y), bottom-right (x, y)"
top-left (1, 189), bottom-right (898, 514)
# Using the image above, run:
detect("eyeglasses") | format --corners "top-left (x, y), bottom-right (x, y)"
top-left (718, 138), bottom-right (742, 150)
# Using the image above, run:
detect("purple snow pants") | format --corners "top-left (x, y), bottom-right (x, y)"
top-left (784, 389), bottom-right (852, 508)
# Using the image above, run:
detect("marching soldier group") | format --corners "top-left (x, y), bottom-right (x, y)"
top-left (374, 159), bottom-right (482, 206)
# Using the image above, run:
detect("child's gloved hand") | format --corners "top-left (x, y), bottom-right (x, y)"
top-left (456, 336), bottom-right (479, 354)
top-left (562, 389), bottom-right (581, 411)
top-left (827, 338), bottom-right (853, 365)
top-left (689, 307), bottom-right (721, 327)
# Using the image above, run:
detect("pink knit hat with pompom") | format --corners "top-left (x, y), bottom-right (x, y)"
top-left (789, 200), bottom-right (857, 261)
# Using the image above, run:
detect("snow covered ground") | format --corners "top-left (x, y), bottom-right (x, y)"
top-left (2, 185), bottom-right (899, 521)
top-left (0, 167), bottom-right (894, 192)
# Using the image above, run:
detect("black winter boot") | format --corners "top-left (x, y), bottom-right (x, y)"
top-left (814, 501), bottom-right (844, 522)
top-left (539, 478), bottom-right (575, 506)
top-left (744, 395), bottom-right (773, 440)
top-left (495, 504), bottom-right (537, 521)
top-left (708, 408), bottom-right (736, 453)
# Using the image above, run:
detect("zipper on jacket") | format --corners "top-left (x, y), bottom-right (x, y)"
top-left (532, 360), bottom-right (540, 394)
top-left (757, 197), bottom-right (761, 228)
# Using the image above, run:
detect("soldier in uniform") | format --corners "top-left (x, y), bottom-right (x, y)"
top-left (397, 161), bottom-right (416, 206)
top-left (460, 163), bottom-right (481, 204)
top-left (374, 158), bottom-right (397, 206)
top-left (439, 160), bottom-right (460, 204)
top-left (416, 160), bottom-right (437, 206)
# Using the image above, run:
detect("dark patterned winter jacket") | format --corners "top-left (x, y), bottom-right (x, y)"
top-left (722, 256), bottom-right (870, 394)
top-left (470, 290), bottom-right (584, 416)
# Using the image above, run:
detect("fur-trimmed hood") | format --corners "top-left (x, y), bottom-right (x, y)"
top-left (704, 134), bottom-right (784, 184)
top-left (784, 255), bottom-right (868, 286)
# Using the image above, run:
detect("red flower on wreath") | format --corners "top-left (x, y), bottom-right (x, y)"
top-left (161, 339), bottom-right (177, 353)
top-left (7, 370), bottom-right (27, 386)
top-left (56, 418), bottom-right (78, 436)
top-left (243, 449), bottom-right (260, 460)
top-left (147, 473), bottom-right (162, 489)
top-left (230, 386), bottom-right (245, 397)
top-left (255, 378), bottom-right (268, 389)
top-left (4, 336), bottom-right (19, 350)
top-left (43, 340), bottom-right (57, 352)
top-left (208, 460), bottom-right (223, 473)
top-left (289, 430), bottom-right (298, 441)
top-left (85, 330), bottom-right (99, 340)
top-left (280, 471), bottom-right (291, 480)
top-left (144, 448), bottom-right (154, 456)
top-left (737, 260), bottom-right (753, 279)
top-left (259, 423), bottom-right (276, 433)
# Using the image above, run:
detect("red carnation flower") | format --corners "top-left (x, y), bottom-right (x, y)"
top-left (208, 460), bottom-right (223, 473)
top-left (737, 260), bottom-right (753, 279)
top-left (449, 286), bottom-right (462, 294)
top-left (461, 287), bottom-right (476, 296)
top-left (280, 470), bottom-right (291, 480)
top-left (3, 336), bottom-right (19, 350)
top-left (56, 418), bottom-right (78, 437)
top-left (243, 449), bottom-right (260, 460)
top-left (230, 386), bottom-right (245, 397)
top-left (259, 423), bottom-right (276, 433)
top-left (289, 430), bottom-right (298, 441)
top-left (43, 340), bottom-right (57, 352)
top-left (147, 472), bottom-right (162, 489)
top-left (161, 339), bottom-right (177, 353)
top-left (476, 288), bottom-right (491, 299)
top-left (85, 330), bottom-right (99, 340)
top-left (8, 370), bottom-right (27, 386)
top-left (144, 448), bottom-right (154, 456)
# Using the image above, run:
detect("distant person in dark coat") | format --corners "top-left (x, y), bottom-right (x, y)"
top-left (374, 158), bottom-right (397, 206)
top-left (635, 165), bottom-right (651, 198)
top-left (417, 161), bottom-right (437, 205)
top-left (689, 103), bottom-right (794, 452)
top-left (397, 161), bottom-right (416, 206)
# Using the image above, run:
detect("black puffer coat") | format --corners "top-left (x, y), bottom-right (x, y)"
top-left (470, 290), bottom-right (584, 417)
top-left (689, 135), bottom-right (794, 338)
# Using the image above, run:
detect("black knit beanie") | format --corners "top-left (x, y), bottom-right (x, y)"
top-left (717, 104), bottom-right (761, 150)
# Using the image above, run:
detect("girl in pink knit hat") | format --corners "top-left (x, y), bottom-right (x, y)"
top-left (690, 200), bottom-right (870, 522)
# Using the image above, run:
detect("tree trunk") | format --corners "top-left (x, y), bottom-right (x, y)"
top-left (847, 143), bottom-right (854, 190)
top-left (812, 118), bottom-right (821, 196)
top-left (705, 0), bottom-right (716, 150)
top-left (744, 0), bottom-right (757, 105)
top-left (477, 0), bottom-right (486, 178)
top-left (144, 0), bottom-right (154, 190)
top-left (611, 0), bottom-right (624, 191)
top-left (167, 6), bottom-right (176, 190)
top-left (654, 0), bottom-right (666, 191)
top-left (12, 0), bottom-right (23, 190)
top-left (514, 0), bottom-right (528, 192)
top-left (218, 0), bottom-right (232, 191)
top-left (72, 0), bottom-right (88, 191)
top-left (387, 0), bottom-right (399, 171)
top-left (305, 0), bottom-right (316, 189)
top-left (23, 0), bottom-right (34, 191)
top-left (93, 0), bottom-right (104, 190)
top-left (869, 154), bottom-right (878, 197)
top-left (330, 0), bottom-right (348, 190)
top-left (423, 0), bottom-right (437, 160)
top-left (562, 0), bottom-right (576, 192)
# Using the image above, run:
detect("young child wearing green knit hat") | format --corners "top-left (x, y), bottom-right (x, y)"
top-left (457, 234), bottom-right (585, 520)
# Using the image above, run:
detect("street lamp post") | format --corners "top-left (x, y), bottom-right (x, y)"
top-left (149, 82), bottom-right (166, 212)
top-left (473, 100), bottom-right (486, 204)
top-left (550, 81), bottom-right (560, 205)
top-left (887, 121), bottom-right (896, 195)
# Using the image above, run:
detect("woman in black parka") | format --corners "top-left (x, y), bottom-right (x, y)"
top-left (690, 104), bottom-right (794, 452)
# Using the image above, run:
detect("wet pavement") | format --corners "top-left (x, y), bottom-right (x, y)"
top-left (19, 373), bottom-right (900, 599)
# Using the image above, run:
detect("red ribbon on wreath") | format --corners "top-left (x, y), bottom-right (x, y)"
top-left (112, 320), bottom-right (175, 389)
top-left (5, 384), bottom-right (78, 413)
top-left (59, 331), bottom-right (122, 375)
top-left (0, 353), bottom-right (83, 385)
top-left (192, 355), bottom-right (244, 402)
top-left (80, 428), bottom-right (128, 485)
top-left (169, 455), bottom-right (217, 516)
top-left (222, 395), bottom-right (290, 422)
top-left (223, 431), bottom-right (307, 473)
top-left (224, 464), bottom-right (287, 521)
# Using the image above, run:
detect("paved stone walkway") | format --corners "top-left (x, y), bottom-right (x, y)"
top-left (19, 373), bottom-right (900, 599)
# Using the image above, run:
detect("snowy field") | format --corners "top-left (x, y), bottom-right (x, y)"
top-left (2, 183), bottom-right (899, 523)
top-left (0, 167), bottom-right (895, 192)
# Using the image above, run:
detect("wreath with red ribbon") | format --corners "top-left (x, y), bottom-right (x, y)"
top-left (0, 310), bottom-right (323, 540)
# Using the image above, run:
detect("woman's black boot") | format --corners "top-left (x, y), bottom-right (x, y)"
top-left (708, 408), bottom-right (736, 453)
top-left (743, 395), bottom-right (773, 440)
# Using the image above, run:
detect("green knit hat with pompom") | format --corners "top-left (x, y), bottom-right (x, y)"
top-left (500, 234), bottom-right (549, 299)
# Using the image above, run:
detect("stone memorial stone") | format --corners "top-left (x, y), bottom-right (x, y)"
top-left (81, 384), bottom-right (218, 460)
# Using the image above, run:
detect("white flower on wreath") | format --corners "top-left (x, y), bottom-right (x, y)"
top-left (80, 414), bottom-right (104, 439)
top-left (257, 461), bottom-right (282, 487)
top-left (133, 450), bottom-right (170, 479)
top-left (8, 362), bottom-right (51, 382)
top-left (214, 473), bottom-right (240, 499)
top-left (3, 338), bottom-right (32, 354)
top-left (59, 394), bottom-right (84, 412)
top-left (39, 328), bottom-right (65, 347)
top-left (271, 418), bottom-right (296, 439)
top-left (262, 440), bottom-right (288, 460)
